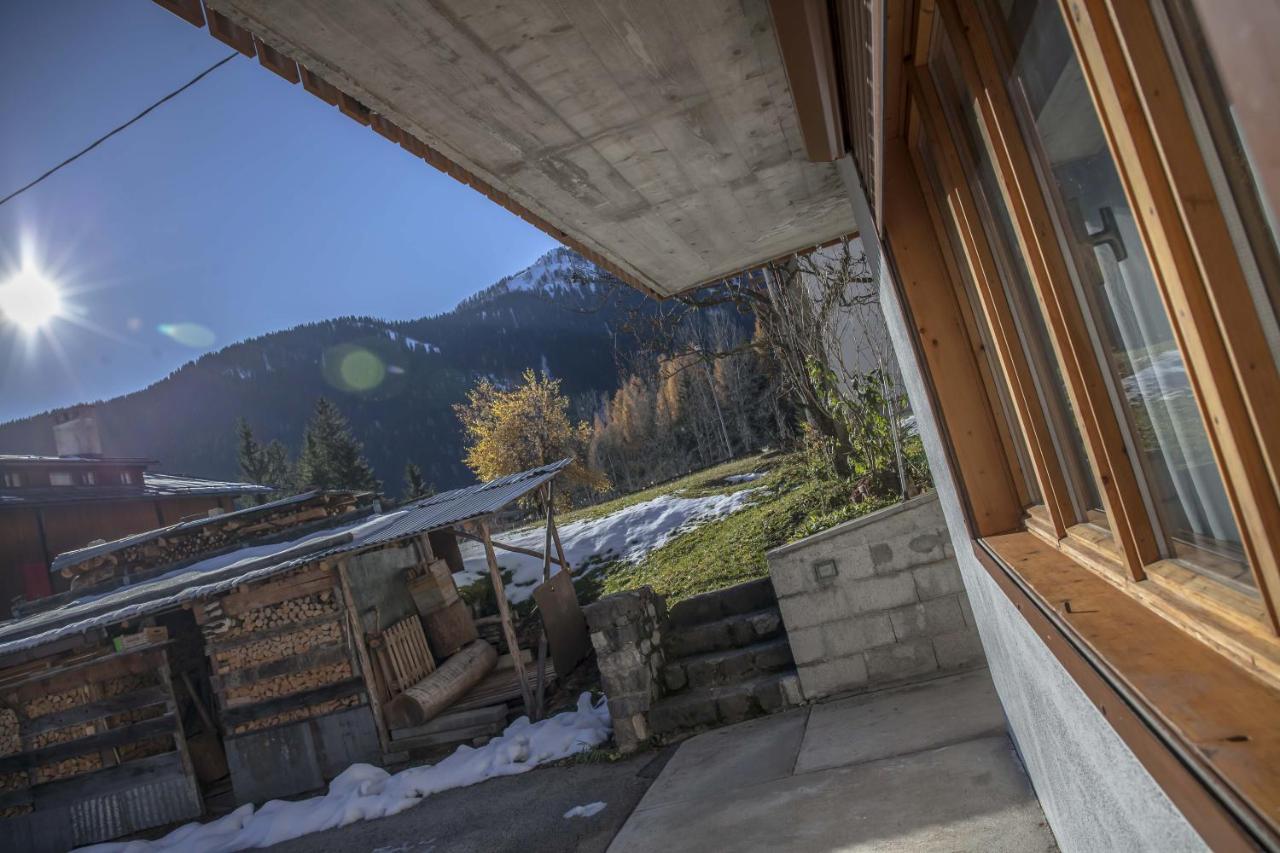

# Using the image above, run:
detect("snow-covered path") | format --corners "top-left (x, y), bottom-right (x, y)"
top-left (456, 489), bottom-right (761, 603)
top-left (82, 694), bottom-right (610, 853)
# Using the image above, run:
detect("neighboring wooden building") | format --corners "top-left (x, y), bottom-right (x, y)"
top-left (0, 454), bottom-right (269, 618)
top-left (0, 462), bottom-right (574, 851)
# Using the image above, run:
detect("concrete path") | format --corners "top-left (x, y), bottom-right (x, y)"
top-left (264, 748), bottom-right (675, 853)
top-left (609, 668), bottom-right (1058, 853)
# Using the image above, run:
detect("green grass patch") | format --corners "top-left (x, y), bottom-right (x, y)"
top-left (596, 455), bottom-right (893, 603)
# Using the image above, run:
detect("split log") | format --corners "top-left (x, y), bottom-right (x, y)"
top-left (383, 640), bottom-right (497, 729)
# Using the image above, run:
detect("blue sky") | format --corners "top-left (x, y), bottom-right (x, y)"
top-left (0, 0), bottom-right (558, 423)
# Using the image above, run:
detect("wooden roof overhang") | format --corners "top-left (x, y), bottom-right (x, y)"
top-left (152, 0), bottom-right (859, 298)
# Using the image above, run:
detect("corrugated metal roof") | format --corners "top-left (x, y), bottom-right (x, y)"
top-left (49, 490), bottom-right (335, 574)
top-left (377, 457), bottom-right (570, 537)
top-left (0, 471), bottom-right (271, 507)
top-left (0, 460), bottom-right (570, 659)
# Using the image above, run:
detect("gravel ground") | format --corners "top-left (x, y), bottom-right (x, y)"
top-left (264, 748), bottom-right (675, 853)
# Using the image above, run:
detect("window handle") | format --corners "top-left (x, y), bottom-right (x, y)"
top-left (1069, 202), bottom-right (1128, 262)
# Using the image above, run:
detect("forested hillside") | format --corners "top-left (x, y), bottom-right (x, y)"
top-left (0, 249), bottom-right (656, 492)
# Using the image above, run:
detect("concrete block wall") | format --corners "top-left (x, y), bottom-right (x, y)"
top-left (582, 586), bottom-right (667, 753)
top-left (767, 492), bottom-right (985, 701)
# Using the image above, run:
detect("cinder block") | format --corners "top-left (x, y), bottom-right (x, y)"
top-left (865, 638), bottom-right (938, 683)
top-left (820, 612), bottom-right (895, 657)
top-left (777, 588), bottom-right (850, 630)
top-left (959, 593), bottom-right (976, 627)
top-left (786, 625), bottom-right (825, 665)
top-left (912, 560), bottom-right (966, 600)
top-left (798, 655), bottom-right (868, 700)
top-left (888, 596), bottom-right (965, 641)
top-left (933, 628), bottom-right (986, 670)
top-left (845, 573), bottom-right (918, 614)
top-left (769, 554), bottom-right (810, 598)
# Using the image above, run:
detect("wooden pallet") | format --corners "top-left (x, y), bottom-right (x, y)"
top-left (371, 616), bottom-right (436, 698)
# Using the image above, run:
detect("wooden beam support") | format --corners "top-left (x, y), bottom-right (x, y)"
top-left (477, 520), bottom-right (533, 717)
top-left (454, 529), bottom-right (568, 569)
top-left (768, 0), bottom-right (848, 162)
top-left (335, 561), bottom-right (391, 754)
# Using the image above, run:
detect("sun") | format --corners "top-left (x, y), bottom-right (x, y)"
top-left (0, 268), bottom-right (63, 331)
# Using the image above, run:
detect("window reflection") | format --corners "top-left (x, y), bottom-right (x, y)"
top-left (990, 0), bottom-right (1249, 587)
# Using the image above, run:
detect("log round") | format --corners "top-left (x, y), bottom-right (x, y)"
top-left (384, 639), bottom-right (497, 729)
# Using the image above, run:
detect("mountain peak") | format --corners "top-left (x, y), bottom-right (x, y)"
top-left (482, 248), bottom-right (600, 299)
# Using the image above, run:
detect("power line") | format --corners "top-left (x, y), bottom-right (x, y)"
top-left (0, 52), bottom-right (240, 209)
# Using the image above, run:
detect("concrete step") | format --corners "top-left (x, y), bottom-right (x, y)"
top-left (667, 577), bottom-right (778, 630)
top-left (663, 606), bottom-right (784, 659)
top-left (663, 637), bottom-right (795, 692)
top-left (648, 669), bottom-right (803, 739)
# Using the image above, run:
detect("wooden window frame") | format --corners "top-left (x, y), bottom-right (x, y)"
top-left (895, 0), bottom-right (1280, 836)
top-left (907, 0), bottom-right (1280, 692)
top-left (915, 0), bottom-right (1280, 630)
top-left (1050, 0), bottom-right (1280, 628)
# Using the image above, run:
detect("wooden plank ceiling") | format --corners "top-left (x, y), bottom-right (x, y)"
top-left (201, 0), bottom-right (856, 297)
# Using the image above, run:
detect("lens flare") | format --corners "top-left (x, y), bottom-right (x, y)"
top-left (322, 344), bottom-right (389, 393)
top-left (0, 269), bottom-right (63, 330)
top-left (338, 349), bottom-right (386, 391)
top-left (158, 322), bottom-right (216, 348)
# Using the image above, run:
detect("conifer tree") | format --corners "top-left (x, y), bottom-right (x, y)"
top-left (261, 440), bottom-right (296, 492)
top-left (235, 419), bottom-right (296, 498)
top-left (296, 398), bottom-right (379, 492)
top-left (403, 461), bottom-right (433, 501)
top-left (236, 418), bottom-right (267, 485)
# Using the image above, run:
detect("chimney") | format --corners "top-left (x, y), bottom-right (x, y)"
top-left (53, 406), bottom-right (103, 458)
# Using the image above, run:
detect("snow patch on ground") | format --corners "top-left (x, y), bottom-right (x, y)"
top-left (80, 694), bottom-right (611, 853)
top-left (563, 802), bottom-right (607, 819)
top-left (724, 472), bottom-right (764, 484)
top-left (456, 489), bottom-right (761, 603)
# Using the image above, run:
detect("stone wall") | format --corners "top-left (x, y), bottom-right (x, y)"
top-left (767, 492), bottom-right (985, 701)
top-left (583, 587), bottom-right (667, 753)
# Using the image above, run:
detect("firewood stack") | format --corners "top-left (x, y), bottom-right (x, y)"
top-left (0, 631), bottom-right (183, 818)
top-left (195, 564), bottom-right (369, 738)
top-left (58, 492), bottom-right (370, 588)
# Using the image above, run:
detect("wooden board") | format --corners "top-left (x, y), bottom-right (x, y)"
top-left (533, 572), bottom-right (589, 678)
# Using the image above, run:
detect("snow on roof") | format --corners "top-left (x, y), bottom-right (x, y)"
top-left (49, 490), bottom-right (336, 574)
top-left (0, 460), bottom-right (571, 659)
top-left (0, 454), bottom-right (156, 465)
top-left (0, 471), bottom-right (271, 507)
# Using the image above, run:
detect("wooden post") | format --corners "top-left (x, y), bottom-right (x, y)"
top-left (478, 520), bottom-right (534, 716)
top-left (533, 484), bottom-right (555, 719)
top-left (334, 560), bottom-right (393, 755)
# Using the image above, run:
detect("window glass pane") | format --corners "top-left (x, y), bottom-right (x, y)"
top-left (927, 25), bottom-right (1102, 518)
top-left (991, 0), bottom-right (1249, 587)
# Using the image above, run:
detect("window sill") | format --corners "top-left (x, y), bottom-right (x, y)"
top-left (1022, 505), bottom-right (1280, 690)
top-left (978, 532), bottom-right (1280, 847)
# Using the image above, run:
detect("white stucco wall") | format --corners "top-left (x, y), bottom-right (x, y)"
top-left (841, 157), bottom-right (1206, 852)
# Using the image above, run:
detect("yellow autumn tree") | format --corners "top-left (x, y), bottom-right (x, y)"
top-left (454, 369), bottom-right (609, 502)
